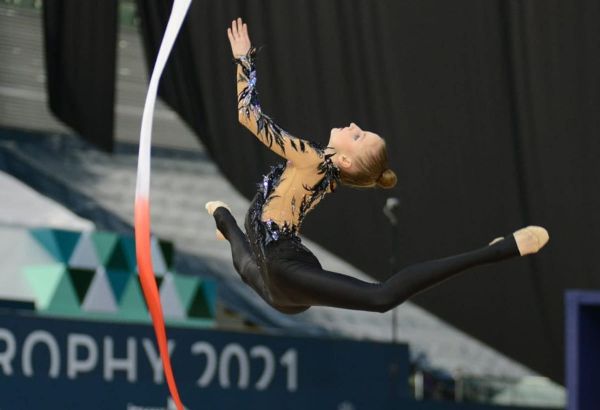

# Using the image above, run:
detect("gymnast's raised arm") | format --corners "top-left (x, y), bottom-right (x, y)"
top-left (227, 18), bottom-right (322, 166)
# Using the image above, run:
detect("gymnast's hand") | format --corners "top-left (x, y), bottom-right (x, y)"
top-left (227, 17), bottom-right (251, 58)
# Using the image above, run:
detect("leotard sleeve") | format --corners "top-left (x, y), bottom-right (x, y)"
top-left (234, 46), bottom-right (323, 166)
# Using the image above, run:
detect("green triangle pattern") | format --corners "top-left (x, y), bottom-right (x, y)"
top-left (135, 276), bottom-right (164, 310)
top-left (30, 229), bottom-right (62, 261)
top-left (45, 273), bottom-right (81, 316)
top-left (173, 274), bottom-right (199, 310)
top-left (91, 231), bottom-right (119, 266)
top-left (52, 229), bottom-right (81, 263)
top-left (187, 280), bottom-right (217, 319)
top-left (159, 274), bottom-right (185, 319)
top-left (159, 240), bottom-right (174, 269)
top-left (26, 229), bottom-right (215, 325)
top-left (204, 280), bottom-right (217, 316)
top-left (82, 267), bottom-right (118, 313)
top-left (119, 235), bottom-right (137, 271)
top-left (118, 276), bottom-right (149, 320)
top-left (68, 268), bottom-right (96, 303)
top-left (106, 269), bottom-right (132, 302)
top-left (150, 236), bottom-right (167, 275)
top-left (106, 239), bottom-right (131, 271)
top-left (24, 264), bottom-right (66, 309)
top-left (69, 232), bottom-right (100, 269)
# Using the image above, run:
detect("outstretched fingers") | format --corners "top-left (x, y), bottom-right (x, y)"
top-left (227, 17), bottom-right (251, 57)
top-left (231, 17), bottom-right (243, 38)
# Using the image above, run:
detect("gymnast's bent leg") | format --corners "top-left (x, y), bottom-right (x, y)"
top-left (271, 235), bottom-right (523, 313)
top-left (211, 206), bottom-right (262, 289)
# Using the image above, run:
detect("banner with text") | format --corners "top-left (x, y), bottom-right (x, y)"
top-left (0, 311), bottom-right (409, 409)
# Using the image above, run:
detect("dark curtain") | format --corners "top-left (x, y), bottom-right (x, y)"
top-left (43, 0), bottom-right (118, 152)
top-left (131, 0), bottom-right (598, 383)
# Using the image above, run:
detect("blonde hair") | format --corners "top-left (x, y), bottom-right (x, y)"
top-left (339, 140), bottom-right (397, 189)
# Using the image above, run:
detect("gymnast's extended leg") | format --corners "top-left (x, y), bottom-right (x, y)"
top-left (271, 229), bottom-right (547, 312)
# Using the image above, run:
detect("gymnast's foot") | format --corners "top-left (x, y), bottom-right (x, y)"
top-left (513, 226), bottom-right (549, 255)
top-left (205, 200), bottom-right (231, 215)
top-left (489, 226), bottom-right (549, 256)
top-left (205, 201), bottom-right (231, 240)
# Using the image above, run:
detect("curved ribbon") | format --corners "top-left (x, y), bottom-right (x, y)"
top-left (134, 1), bottom-right (192, 410)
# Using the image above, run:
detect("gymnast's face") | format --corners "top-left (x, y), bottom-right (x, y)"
top-left (328, 122), bottom-right (384, 171)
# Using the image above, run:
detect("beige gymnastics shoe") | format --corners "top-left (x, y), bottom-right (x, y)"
top-left (205, 200), bottom-right (231, 216)
top-left (513, 226), bottom-right (549, 256)
top-left (205, 201), bottom-right (231, 240)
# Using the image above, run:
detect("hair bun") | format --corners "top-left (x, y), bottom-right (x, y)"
top-left (377, 169), bottom-right (398, 189)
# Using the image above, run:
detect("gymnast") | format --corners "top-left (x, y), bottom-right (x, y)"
top-left (206, 17), bottom-right (549, 314)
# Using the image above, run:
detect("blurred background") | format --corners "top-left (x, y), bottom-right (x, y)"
top-left (1, 0), bottom-right (598, 409)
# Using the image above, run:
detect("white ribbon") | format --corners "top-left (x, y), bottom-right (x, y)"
top-left (134, 1), bottom-right (192, 410)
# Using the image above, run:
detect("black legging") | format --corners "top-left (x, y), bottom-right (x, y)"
top-left (213, 207), bottom-right (520, 314)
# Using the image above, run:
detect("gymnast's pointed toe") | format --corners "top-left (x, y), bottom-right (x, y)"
top-left (513, 226), bottom-right (549, 256)
top-left (205, 200), bottom-right (231, 216)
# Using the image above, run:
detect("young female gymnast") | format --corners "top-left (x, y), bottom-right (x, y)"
top-left (206, 18), bottom-right (549, 314)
